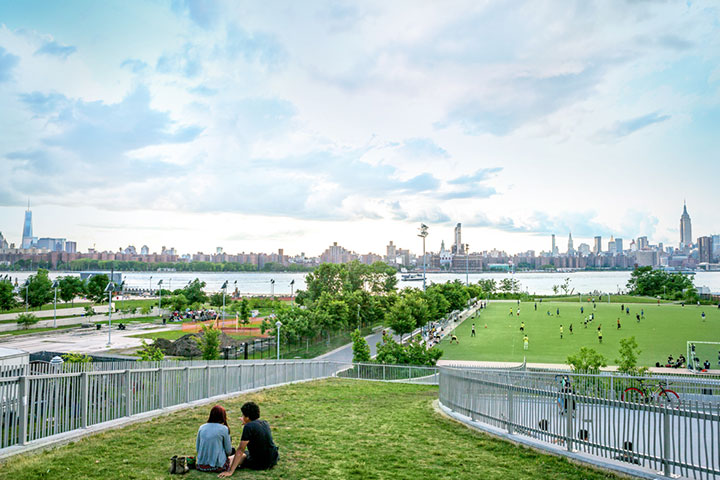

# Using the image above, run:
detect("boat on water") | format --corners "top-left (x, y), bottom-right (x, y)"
top-left (401, 273), bottom-right (424, 281)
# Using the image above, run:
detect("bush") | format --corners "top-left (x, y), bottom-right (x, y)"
top-left (16, 313), bottom-right (39, 329)
top-left (62, 352), bottom-right (91, 363)
top-left (351, 329), bottom-right (371, 363)
top-left (137, 340), bottom-right (165, 361)
top-left (196, 324), bottom-right (221, 360)
top-left (567, 347), bottom-right (607, 373)
top-left (84, 305), bottom-right (96, 316)
top-left (374, 333), bottom-right (442, 366)
top-left (616, 336), bottom-right (648, 376)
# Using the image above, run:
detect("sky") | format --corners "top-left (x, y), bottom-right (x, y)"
top-left (0, 0), bottom-right (719, 257)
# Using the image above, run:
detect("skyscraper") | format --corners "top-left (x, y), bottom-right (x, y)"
top-left (452, 223), bottom-right (464, 255)
top-left (551, 234), bottom-right (556, 256)
top-left (567, 232), bottom-right (574, 255)
top-left (593, 236), bottom-right (602, 254)
top-left (680, 202), bottom-right (692, 248)
top-left (615, 238), bottom-right (624, 254)
top-left (698, 236), bottom-right (713, 263)
top-left (21, 201), bottom-right (34, 249)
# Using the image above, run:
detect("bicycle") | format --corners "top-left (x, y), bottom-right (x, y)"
top-left (621, 379), bottom-right (679, 406)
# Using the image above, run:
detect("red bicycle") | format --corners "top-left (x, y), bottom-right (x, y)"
top-left (621, 379), bottom-right (679, 406)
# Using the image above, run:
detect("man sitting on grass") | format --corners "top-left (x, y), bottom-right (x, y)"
top-left (218, 402), bottom-right (278, 477)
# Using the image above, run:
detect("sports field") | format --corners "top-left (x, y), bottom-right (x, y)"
top-left (438, 300), bottom-right (720, 367)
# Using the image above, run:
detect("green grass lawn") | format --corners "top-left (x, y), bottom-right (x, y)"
top-left (438, 301), bottom-right (720, 367)
top-left (537, 294), bottom-right (672, 304)
top-left (0, 379), bottom-right (618, 480)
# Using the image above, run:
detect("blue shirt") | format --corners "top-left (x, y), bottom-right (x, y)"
top-left (196, 423), bottom-right (232, 468)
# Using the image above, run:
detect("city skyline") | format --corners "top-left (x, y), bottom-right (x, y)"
top-left (1, 2), bottom-right (719, 254)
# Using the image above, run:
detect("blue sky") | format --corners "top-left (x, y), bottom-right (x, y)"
top-left (0, 0), bottom-right (719, 256)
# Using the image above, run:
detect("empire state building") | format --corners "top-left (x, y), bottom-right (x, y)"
top-left (680, 202), bottom-right (692, 249)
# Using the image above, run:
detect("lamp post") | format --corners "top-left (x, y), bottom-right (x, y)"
top-left (157, 279), bottom-right (163, 314)
top-left (275, 320), bottom-right (282, 359)
top-left (23, 280), bottom-right (29, 312)
top-left (221, 280), bottom-right (228, 322)
top-left (290, 279), bottom-right (295, 298)
top-left (418, 223), bottom-right (428, 292)
top-left (234, 280), bottom-right (238, 298)
top-left (51, 280), bottom-right (59, 328)
top-left (105, 282), bottom-right (115, 346)
top-left (270, 278), bottom-right (275, 298)
top-left (149, 275), bottom-right (153, 296)
top-left (465, 243), bottom-right (470, 286)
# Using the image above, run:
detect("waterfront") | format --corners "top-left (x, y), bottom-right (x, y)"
top-left (3, 270), bottom-right (720, 296)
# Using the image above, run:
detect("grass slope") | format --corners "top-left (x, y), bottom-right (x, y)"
top-left (0, 379), bottom-right (617, 480)
top-left (438, 301), bottom-right (720, 367)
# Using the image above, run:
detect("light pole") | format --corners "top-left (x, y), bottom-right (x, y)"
top-left (149, 275), bottom-right (153, 296)
top-left (23, 280), bottom-right (29, 312)
top-left (290, 279), bottom-right (295, 298)
top-left (221, 280), bottom-right (228, 322)
top-left (465, 243), bottom-right (470, 286)
top-left (418, 223), bottom-right (428, 292)
top-left (275, 320), bottom-right (282, 359)
top-left (234, 280), bottom-right (238, 298)
top-left (51, 280), bottom-right (59, 328)
top-left (105, 282), bottom-right (115, 346)
top-left (270, 278), bottom-right (275, 298)
top-left (157, 279), bottom-right (163, 315)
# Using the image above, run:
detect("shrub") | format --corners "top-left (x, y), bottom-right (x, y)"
top-left (16, 313), bottom-right (39, 329)
top-left (62, 352), bottom-right (91, 363)
top-left (196, 324), bottom-right (221, 360)
top-left (351, 329), bottom-right (371, 363)
top-left (137, 340), bottom-right (165, 361)
top-left (567, 347), bottom-right (607, 373)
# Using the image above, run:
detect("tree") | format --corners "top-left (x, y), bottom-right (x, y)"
top-left (58, 276), bottom-right (85, 305)
top-left (182, 279), bottom-right (208, 305)
top-left (26, 269), bottom-right (53, 309)
top-left (86, 274), bottom-right (110, 303)
top-left (616, 336), bottom-right (648, 376)
top-left (169, 293), bottom-right (188, 313)
top-left (196, 324), bottom-right (221, 360)
top-left (137, 340), bottom-right (165, 361)
top-left (209, 292), bottom-right (224, 308)
top-left (385, 298), bottom-right (415, 341)
top-left (16, 313), bottom-right (39, 329)
top-left (626, 266), bottom-right (697, 301)
top-left (239, 298), bottom-right (250, 325)
top-left (351, 328), bottom-right (371, 363)
top-left (567, 347), bottom-right (607, 373)
top-left (0, 280), bottom-right (16, 311)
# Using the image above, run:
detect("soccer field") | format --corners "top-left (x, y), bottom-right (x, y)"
top-left (438, 300), bottom-right (720, 368)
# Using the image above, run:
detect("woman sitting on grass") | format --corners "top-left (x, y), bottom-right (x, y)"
top-left (196, 405), bottom-right (235, 473)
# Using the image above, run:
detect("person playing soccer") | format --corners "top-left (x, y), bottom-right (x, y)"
top-left (520, 321), bottom-right (525, 332)
top-left (523, 335), bottom-right (529, 350)
top-left (471, 324), bottom-right (476, 337)
top-left (617, 318), bottom-right (621, 329)
top-left (509, 307), bottom-right (513, 317)
top-left (556, 307), bottom-right (560, 316)
top-left (597, 328), bottom-right (603, 344)
top-left (636, 313), bottom-right (640, 323)
top-left (701, 311), bottom-right (706, 321)
top-left (450, 334), bottom-right (459, 344)
top-left (559, 325), bottom-right (563, 339)
top-left (569, 323), bottom-right (573, 335)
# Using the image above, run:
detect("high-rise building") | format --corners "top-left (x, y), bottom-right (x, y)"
top-left (551, 234), bottom-right (556, 255)
top-left (452, 223), bottom-right (464, 255)
top-left (712, 235), bottom-right (720, 258)
top-left (21, 202), bottom-right (34, 249)
top-left (65, 241), bottom-right (77, 253)
top-left (615, 238), bottom-right (624, 254)
top-left (698, 236), bottom-right (713, 263)
top-left (577, 243), bottom-right (590, 256)
top-left (608, 236), bottom-right (616, 254)
top-left (637, 236), bottom-right (649, 250)
top-left (593, 236), bottom-right (602, 254)
top-left (0, 231), bottom-right (8, 249)
top-left (567, 232), bottom-right (574, 255)
top-left (37, 237), bottom-right (66, 252)
top-left (141, 245), bottom-right (150, 255)
top-left (386, 241), bottom-right (397, 264)
top-left (680, 202), bottom-right (692, 248)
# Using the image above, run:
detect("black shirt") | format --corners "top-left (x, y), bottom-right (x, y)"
top-left (241, 419), bottom-right (277, 467)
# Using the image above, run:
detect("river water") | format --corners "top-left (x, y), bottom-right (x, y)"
top-left (4, 270), bottom-right (720, 296)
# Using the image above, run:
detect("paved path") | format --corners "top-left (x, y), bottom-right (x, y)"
top-left (0, 304), bottom-right (111, 321)
top-left (0, 323), bottom-right (180, 354)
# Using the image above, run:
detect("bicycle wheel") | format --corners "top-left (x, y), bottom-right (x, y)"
top-left (657, 389), bottom-right (680, 407)
top-left (622, 387), bottom-right (645, 403)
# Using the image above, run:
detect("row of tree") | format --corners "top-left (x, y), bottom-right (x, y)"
top-left (0, 270), bottom-right (116, 311)
top-left (1, 259), bottom-right (315, 272)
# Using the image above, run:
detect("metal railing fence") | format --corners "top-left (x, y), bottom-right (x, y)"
top-left (0, 360), bottom-right (338, 451)
top-left (438, 366), bottom-right (720, 480)
top-left (335, 362), bottom-right (439, 384)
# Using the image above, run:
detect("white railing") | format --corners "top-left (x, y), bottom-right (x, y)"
top-left (438, 367), bottom-right (720, 480)
top-left (335, 362), bottom-right (439, 384)
top-left (0, 360), bottom-right (338, 451)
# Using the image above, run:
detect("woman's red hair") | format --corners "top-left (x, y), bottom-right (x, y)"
top-left (208, 405), bottom-right (230, 433)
